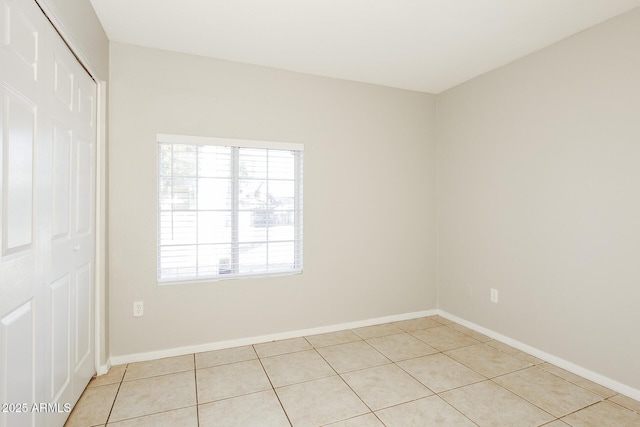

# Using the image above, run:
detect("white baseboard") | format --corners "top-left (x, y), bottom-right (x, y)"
top-left (96, 358), bottom-right (111, 376)
top-left (437, 310), bottom-right (640, 401)
top-left (105, 307), bottom-right (640, 402)
top-left (109, 309), bottom-right (437, 366)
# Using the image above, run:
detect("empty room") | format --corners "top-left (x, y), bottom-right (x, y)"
top-left (1, 0), bottom-right (640, 426)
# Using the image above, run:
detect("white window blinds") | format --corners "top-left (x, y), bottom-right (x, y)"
top-left (157, 135), bottom-right (303, 283)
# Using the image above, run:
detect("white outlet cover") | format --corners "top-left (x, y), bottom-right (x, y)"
top-left (133, 301), bottom-right (144, 316)
top-left (490, 289), bottom-right (499, 303)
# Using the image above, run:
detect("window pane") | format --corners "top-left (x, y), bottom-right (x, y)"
top-left (239, 178), bottom-right (266, 209)
top-left (159, 245), bottom-right (197, 280)
top-left (198, 244), bottom-right (233, 275)
top-left (268, 150), bottom-right (295, 179)
top-left (172, 177), bottom-right (197, 210)
top-left (239, 148), bottom-right (267, 179)
top-left (172, 144), bottom-right (197, 177)
top-left (198, 212), bottom-right (232, 244)
top-left (270, 219), bottom-right (294, 240)
top-left (158, 177), bottom-right (173, 210)
top-left (238, 210), bottom-right (267, 242)
top-left (239, 204), bottom-right (294, 239)
top-left (267, 180), bottom-right (294, 207)
top-left (268, 242), bottom-right (295, 270)
top-left (239, 242), bottom-right (267, 274)
top-left (159, 211), bottom-right (197, 245)
top-left (159, 144), bottom-right (173, 176)
top-left (198, 145), bottom-right (231, 178)
top-left (198, 178), bottom-right (232, 210)
top-left (158, 139), bottom-right (302, 282)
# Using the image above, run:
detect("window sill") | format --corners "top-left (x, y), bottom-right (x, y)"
top-left (157, 269), bottom-right (303, 286)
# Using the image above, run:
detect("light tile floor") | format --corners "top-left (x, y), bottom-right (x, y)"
top-left (65, 316), bottom-right (640, 426)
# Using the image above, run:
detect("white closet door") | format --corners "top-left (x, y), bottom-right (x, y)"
top-left (0, 0), bottom-right (96, 426)
top-left (46, 23), bottom-right (97, 427)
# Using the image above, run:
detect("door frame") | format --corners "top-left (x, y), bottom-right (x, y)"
top-left (34, 0), bottom-right (109, 376)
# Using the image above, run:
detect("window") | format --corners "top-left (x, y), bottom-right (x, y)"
top-left (157, 134), bottom-right (303, 283)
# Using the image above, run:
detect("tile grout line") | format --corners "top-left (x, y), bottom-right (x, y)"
top-left (485, 377), bottom-right (558, 421)
top-left (305, 338), bottom-right (384, 425)
top-left (104, 363), bottom-right (129, 425)
top-left (429, 351), bottom-right (570, 422)
top-left (604, 399), bottom-right (640, 415)
top-left (349, 322), bottom-right (588, 425)
top-left (487, 367), bottom-right (617, 421)
top-left (337, 323), bottom-right (483, 425)
top-left (362, 343), bottom-right (481, 427)
top-left (311, 340), bottom-right (379, 423)
top-left (102, 362), bottom-right (198, 425)
top-left (313, 322), bottom-right (522, 425)
top-left (193, 354), bottom-right (200, 427)
top-left (298, 335), bottom-right (384, 425)
top-left (431, 394), bottom-right (482, 427)
top-left (254, 343), bottom-right (294, 427)
top-left (559, 400), bottom-right (607, 420)
top-left (537, 365), bottom-right (617, 399)
top-left (390, 352), bottom-right (486, 426)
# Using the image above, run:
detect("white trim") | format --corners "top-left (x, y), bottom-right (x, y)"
top-left (94, 81), bottom-right (108, 373)
top-left (107, 307), bottom-right (640, 401)
top-left (109, 310), bottom-right (436, 365)
top-left (33, 0), bottom-right (103, 81)
top-left (157, 133), bottom-right (304, 151)
top-left (158, 270), bottom-right (302, 286)
top-left (96, 359), bottom-right (111, 376)
top-left (437, 310), bottom-right (640, 401)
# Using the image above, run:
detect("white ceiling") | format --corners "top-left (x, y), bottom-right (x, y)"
top-left (90, 0), bottom-right (640, 93)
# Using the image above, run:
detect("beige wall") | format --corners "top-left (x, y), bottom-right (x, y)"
top-left (108, 42), bottom-right (437, 357)
top-left (437, 8), bottom-right (640, 390)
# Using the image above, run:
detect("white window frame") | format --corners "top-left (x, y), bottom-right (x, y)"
top-left (157, 134), bottom-right (303, 284)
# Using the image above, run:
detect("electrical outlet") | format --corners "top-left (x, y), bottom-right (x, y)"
top-left (467, 285), bottom-right (473, 298)
top-left (133, 301), bottom-right (144, 317)
top-left (490, 288), bottom-right (499, 303)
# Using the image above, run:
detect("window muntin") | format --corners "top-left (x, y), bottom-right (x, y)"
top-left (157, 135), bottom-right (303, 283)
